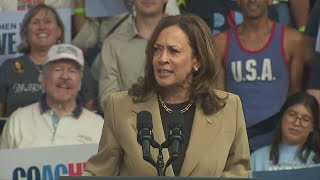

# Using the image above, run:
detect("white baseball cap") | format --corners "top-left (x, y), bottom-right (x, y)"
top-left (45, 44), bottom-right (84, 67)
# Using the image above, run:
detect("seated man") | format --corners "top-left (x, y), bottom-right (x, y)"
top-left (0, 44), bottom-right (103, 149)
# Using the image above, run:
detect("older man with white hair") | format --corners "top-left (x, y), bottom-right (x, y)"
top-left (0, 44), bottom-right (103, 149)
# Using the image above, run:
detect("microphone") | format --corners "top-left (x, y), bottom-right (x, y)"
top-left (167, 111), bottom-right (184, 159)
top-left (136, 111), bottom-right (155, 162)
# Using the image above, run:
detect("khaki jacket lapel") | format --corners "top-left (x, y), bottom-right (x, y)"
top-left (179, 103), bottom-right (221, 176)
top-left (131, 94), bottom-right (175, 176)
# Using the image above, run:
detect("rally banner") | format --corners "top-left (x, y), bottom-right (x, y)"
top-left (0, 8), bottom-right (72, 65)
top-left (0, 144), bottom-right (98, 180)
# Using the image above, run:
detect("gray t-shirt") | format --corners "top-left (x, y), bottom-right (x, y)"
top-left (0, 55), bottom-right (97, 117)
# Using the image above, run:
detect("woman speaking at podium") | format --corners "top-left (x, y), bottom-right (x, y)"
top-left (82, 14), bottom-right (250, 177)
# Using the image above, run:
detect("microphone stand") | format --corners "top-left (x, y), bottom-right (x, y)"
top-left (148, 140), bottom-right (177, 176)
top-left (155, 144), bottom-right (165, 176)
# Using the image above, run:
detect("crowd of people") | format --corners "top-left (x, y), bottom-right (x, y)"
top-left (0, 0), bottom-right (319, 178)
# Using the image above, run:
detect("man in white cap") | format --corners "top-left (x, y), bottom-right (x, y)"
top-left (0, 44), bottom-right (103, 149)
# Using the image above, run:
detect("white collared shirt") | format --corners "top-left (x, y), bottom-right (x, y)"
top-left (0, 102), bottom-right (103, 149)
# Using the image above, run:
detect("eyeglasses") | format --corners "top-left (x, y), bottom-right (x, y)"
top-left (284, 110), bottom-right (313, 128)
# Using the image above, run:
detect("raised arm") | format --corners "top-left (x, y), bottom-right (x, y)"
top-left (73, 0), bottom-right (87, 35)
top-left (284, 28), bottom-right (307, 95)
top-left (72, 0), bottom-right (100, 48)
top-left (213, 31), bottom-right (228, 90)
top-left (288, 0), bottom-right (310, 29)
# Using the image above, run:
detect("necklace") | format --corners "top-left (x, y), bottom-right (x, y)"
top-left (158, 95), bottom-right (194, 113)
top-left (29, 55), bottom-right (43, 73)
top-left (34, 64), bottom-right (42, 73)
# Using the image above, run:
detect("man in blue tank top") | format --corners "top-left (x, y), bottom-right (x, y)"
top-left (214, 0), bottom-right (309, 152)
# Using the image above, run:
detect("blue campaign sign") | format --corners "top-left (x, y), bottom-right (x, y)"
top-left (252, 165), bottom-right (320, 180)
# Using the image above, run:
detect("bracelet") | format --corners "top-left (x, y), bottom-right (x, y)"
top-left (178, 0), bottom-right (187, 7)
top-left (298, 26), bottom-right (305, 33)
top-left (74, 7), bottom-right (85, 14)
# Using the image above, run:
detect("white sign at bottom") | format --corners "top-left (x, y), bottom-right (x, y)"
top-left (0, 144), bottom-right (98, 180)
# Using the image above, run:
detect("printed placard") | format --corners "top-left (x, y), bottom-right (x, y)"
top-left (0, 144), bottom-right (98, 179)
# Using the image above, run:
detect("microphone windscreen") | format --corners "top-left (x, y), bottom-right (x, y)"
top-left (137, 111), bottom-right (153, 131)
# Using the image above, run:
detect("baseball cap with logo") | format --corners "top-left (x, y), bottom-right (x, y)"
top-left (44, 44), bottom-right (84, 67)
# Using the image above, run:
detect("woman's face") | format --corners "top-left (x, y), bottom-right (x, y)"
top-left (281, 103), bottom-right (314, 146)
top-left (152, 25), bottom-right (198, 90)
top-left (27, 9), bottom-right (61, 51)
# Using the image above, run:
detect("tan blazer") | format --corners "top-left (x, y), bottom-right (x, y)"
top-left (83, 90), bottom-right (251, 177)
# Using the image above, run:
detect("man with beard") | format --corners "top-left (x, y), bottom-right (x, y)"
top-left (0, 44), bottom-right (103, 149)
top-left (214, 0), bottom-right (308, 152)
